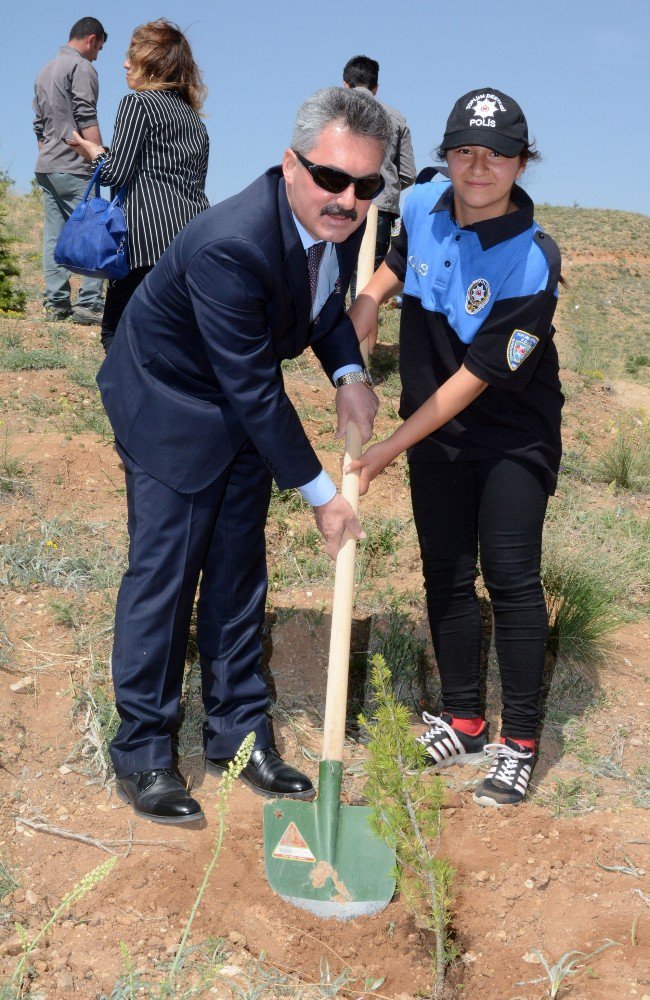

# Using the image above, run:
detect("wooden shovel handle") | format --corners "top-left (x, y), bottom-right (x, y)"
top-left (321, 206), bottom-right (377, 763)
top-left (321, 420), bottom-right (362, 761)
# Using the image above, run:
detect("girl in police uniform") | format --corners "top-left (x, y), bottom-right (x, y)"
top-left (348, 88), bottom-right (563, 807)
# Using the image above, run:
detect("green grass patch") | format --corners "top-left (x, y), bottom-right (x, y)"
top-left (593, 431), bottom-right (650, 492)
top-left (543, 556), bottom-right (621, 662)
top-left (1, 518), bottom-right (126, 591)
top-left (546, 479), bottom-right (649, 614)
top-left (0, 332), bottom-right (68, 371)
top-left (0, 437), bottom-right (31, 497)
top-left (537, 776), bottom-right (600, 817)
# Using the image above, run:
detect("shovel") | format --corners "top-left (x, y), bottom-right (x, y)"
top-left (263, 210), bottom-right (396, 919)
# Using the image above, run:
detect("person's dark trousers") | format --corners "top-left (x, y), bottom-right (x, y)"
top-left (350, 210), bottom-right (397, 300)
top-left (109, 438), bottom-right (273, 778)
top-left (374, 210), bottom-right (397, 271)
top-left (100, 266), bottom-right (154, 353)
top-left (409, 457), bottom-right (550, 740)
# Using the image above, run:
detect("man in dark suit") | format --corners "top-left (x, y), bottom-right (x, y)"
top-left (97, 87), bottom-right (392, 824)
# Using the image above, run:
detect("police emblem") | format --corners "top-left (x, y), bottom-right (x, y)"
top-left (465, 278), bottom-right (490, 314)
top-left (507, 329), bottom-right (539, 371)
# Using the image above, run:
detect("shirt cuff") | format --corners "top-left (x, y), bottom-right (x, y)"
top-left (298, 469), bottom-right (337, 506)
top-left (332, 363), bottom-right (362, 383)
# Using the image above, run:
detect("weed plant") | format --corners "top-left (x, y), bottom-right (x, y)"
top-left (514, 939), bottom-right (616, 997)
top-left (0, 856), bottom-right (19, 899)
top-left (70, 678), bottom-right (119, 785)
top-left (0, 857), bottom-right (19, 930)
top-left (543, 554), bottom-right (621, 662)
top-left (594, 431), bottom-right (649, 491)
top-left (0, 438), bottom-right (30, 498)
top-left (1, 518), bottom-right (126, 591)
top-left (0, 620), bottom-right (13, 668)
top-left (0, 335), bottom-right (68, 372)
top-left (49, 596), bottom-right (86, 629)
top-left (537, 776), bottom-right (599, 817)
top-left (1, 856), bottom-right (117, 998)
top-left (545, 482), bottom-right (648, 619)
top-left (361, 655), bottom-right (456, 999)
top-left (367, 605), bottom-right (435, 711)
top-left (66, 354), bottom-right (101, 390)
top-left (356, 516), bottom-right (405, 582)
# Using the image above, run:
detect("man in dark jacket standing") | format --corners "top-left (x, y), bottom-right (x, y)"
top-left (343, 54), bottom-right (416, 271)
top-left (97, 87), bottom-right (391, 825)
top-left (33, 16), bottom-right (107, 324)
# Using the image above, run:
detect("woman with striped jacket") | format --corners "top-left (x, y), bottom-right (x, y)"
top-left (69, 19), bottom-right (210, 351)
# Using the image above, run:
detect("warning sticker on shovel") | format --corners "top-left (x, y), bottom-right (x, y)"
top-left (272, 822), bottom-right (316, 862)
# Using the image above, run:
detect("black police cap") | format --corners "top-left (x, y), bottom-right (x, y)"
top-left (441, 88), bottom-right (528, 157)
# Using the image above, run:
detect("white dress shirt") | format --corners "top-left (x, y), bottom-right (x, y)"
top-left (292, 214), bottom-right (362, 507)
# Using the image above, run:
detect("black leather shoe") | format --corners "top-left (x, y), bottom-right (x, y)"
top-left (116, 768), bottom-right (204, 824)
top-left (206, 748), bottom-right (315, 800)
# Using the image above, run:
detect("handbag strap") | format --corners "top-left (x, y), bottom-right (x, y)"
top-left (111, 184), bottom-right (128, 208)
top-left (81, 162), bottom-right (104, 202)
top-left (81, 161), bottom-right (128, 206)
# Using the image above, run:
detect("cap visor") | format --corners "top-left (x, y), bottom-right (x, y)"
top-left (442, 129), bottom-right (525, 157)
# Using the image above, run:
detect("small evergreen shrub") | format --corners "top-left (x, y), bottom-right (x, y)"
top-left (0, 172), bottom-right (26, 315)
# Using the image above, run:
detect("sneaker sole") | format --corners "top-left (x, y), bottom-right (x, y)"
top-left (116, 786), bottom-right (205, 824)
top-left (472, 789), bottom-right (523, 808)
top-left (205, 759), bottom-right (315, 800)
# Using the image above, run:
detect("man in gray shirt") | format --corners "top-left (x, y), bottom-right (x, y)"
top-left (343, 55), bottom-right (416, 275)
top-left (33, 17), bottom-right (107, 323)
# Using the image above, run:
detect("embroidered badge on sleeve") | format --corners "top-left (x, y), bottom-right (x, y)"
top-left (507, 329), bottom-right (540, 371)
top-left (465, 278), bottom-right (491, 315)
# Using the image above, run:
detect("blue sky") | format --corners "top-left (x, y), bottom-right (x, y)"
top-left (2, 0), bottom-right (648, 215)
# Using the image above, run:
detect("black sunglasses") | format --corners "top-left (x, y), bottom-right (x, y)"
top-left (293, 150), bottom-right (384, 200)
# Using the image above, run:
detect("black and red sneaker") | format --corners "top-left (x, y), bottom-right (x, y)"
top-left (473, 738), bottom-right (535, 807)
top-left (416, 712), bottom-right (489, 769)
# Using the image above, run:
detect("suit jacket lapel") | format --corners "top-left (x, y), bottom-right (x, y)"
top-left (277, 177), bottom-right (311, 334)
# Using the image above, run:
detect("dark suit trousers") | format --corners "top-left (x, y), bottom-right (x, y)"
top-left (109, 439), bottom-right (273, 777)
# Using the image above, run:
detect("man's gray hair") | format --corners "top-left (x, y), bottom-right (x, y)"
top-left (292, 87), bottom-right (392, 156)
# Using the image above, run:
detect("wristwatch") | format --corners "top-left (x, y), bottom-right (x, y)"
top-left (333, 368), bottom-right (373, 388)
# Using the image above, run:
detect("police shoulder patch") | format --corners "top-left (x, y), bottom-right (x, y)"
top-left (465, 278), bottom-right (490, 315)
top-left (507, 329), bottom-right (539, 371)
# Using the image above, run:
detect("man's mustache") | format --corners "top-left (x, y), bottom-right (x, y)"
top-left (320, 204), bottom-right (357, 222)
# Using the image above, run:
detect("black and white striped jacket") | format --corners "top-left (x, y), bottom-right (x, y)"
top-left (98, 90), bottom-right (210, 269)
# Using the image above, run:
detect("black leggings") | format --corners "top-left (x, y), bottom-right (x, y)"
top-left (100, 265), bottom-right (153, 353)
top-left (409, 457), bottom-right (549, 740)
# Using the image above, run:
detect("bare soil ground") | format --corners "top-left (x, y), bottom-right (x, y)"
top-left (0, 195), bottom-right (649, 999)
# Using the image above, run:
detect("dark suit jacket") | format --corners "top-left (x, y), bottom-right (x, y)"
top-left (97, 167), bottom-right (365, 494)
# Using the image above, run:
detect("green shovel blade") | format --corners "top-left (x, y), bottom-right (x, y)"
top-left (263, 760), bottom-right (396, 920)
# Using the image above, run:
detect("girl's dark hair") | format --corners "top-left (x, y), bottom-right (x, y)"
top-left (127, 19), bottom-right (207, 113)
top-left (435, 140), bottom-right (541, 163)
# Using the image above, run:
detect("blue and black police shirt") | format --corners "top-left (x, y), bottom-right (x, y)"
top-left (385, 175), bottom-right (564, 493)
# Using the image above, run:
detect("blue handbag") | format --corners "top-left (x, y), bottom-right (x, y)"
top-left (54, 163), bottom-right (129, 280)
